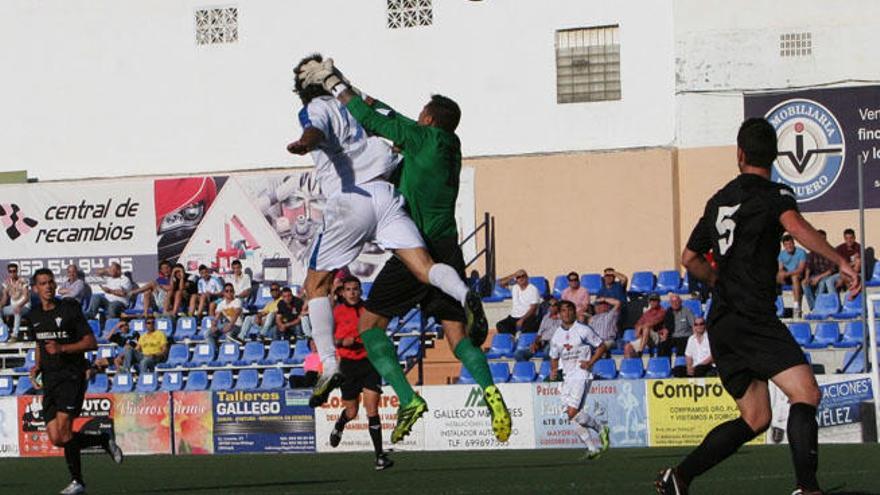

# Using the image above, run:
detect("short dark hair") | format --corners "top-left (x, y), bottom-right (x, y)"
top-left (223, 283), bottom-right (234, 291)
top-left (159, 260), bottom-right (171, 269)
top-left (558, 300), bottom-right (576, 313)
top-left (782, 234), bottom-right (794, 243)
top-left (32, 268), bottom-right (54, 283)
top-left (293, 53), bottom-right (331, 106)
top-left (341, 275), bottom-right (361, 288)
top-left (198, 265), bottom-right (208, 272)
top-left (281, 287), bottom-right (293, 295)
top-left (737, 118), bottom-right (778, 168)
top-left (844, 228), bottom-right (855, 236)
top-left (7, 263), bottom-right (18, 270)
top-left (567, 271), bottom-right (579, 279)
top-left (231, 260), bottom-right (242, 267)
top-left (425, 94), bottom-right (461, 133)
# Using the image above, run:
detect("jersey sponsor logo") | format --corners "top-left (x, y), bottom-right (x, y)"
top-left (36, 331), bottom-right (68, 340)
top-left (765, 98), bottom-right (845, 202)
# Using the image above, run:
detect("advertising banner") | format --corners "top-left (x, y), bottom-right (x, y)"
top-left (113, 392), bottom-right (172, 455)
top-left (767, 374), bottom-right (874, 445)
top-left (744, 85), bottom-right (880, 212)
top-left (314, 386), bottom-right (424, 453)
top-left (0, 180), bottom-right (158, 282)
top-left (532, 380), bottom-right (648, 449)
top-left (212, 389), bottom-right (315, 454)
top-left (646, 378), bottom-right (764, 447)
top-left (18, 393), bottom-right (115, 457)
top-left (173, 391), bottom-right (214, 455)
top-left (0, 396), bottom-right (19, 457)
top-left (422, 383), bottom-right (534, 451)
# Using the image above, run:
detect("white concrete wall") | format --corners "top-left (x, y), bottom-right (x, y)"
top-left (1, 0), bottom-right (675, 181)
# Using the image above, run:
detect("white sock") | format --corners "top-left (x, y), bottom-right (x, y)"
top-left (308, 296), bottom-right (337, 375)
top-left (574, 409), bottom-right (601, 432)
top-left (428, 263), bottom-right (469, 306)
top-left (572, 422), bottom-right (597, 450)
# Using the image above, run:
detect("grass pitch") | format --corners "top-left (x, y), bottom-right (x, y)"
top-left (1, 444), bottom-right (878, 494)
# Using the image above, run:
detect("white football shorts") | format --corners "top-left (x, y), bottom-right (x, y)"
top-left (561, 378), bottom-right (591, 410)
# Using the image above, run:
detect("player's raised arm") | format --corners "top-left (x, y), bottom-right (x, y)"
top-left (780, 210), bottom-right (861, 296)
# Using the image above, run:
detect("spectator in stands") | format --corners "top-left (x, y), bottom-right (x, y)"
top-left (561, 271), bottom-right (590, 322)
top-left (1, 263), bottom-right (30, 342)
top-left (204, 283), bottom-right (244, 347)
top-left (229, 259), bottom-right (252, 303)
top-left (802, 230), bottom-right (836, 311)
top-left (291, 339), bottom-right (321, 388)
top-left (824, 228), bottom-right (862, 298)
top-left (129, 260), bottom-right (174, 316)
top-left (190, 264), bottom-right (222, 318)
top-left (101, 320), bottom-right (132, 347)
top-left (118, 318), bottom-right (168, 374)
top-left (597, 267), bottom-right (628, 303)
top-left (656, 294), bottom-right (696, 358)
top-left (85, 262), bottom-right (132, 322)
top-left (240, 283), bottom-right (282, 341)
top-left (275, 287), bottom-right (305, 340)
top-left (496, 269), bottom-right (541, 334)
top-left (777, 234), bottom-right (807, 317)
top-left (168, 264), bottom-right (197, 316)
top-left (588, 296), bottom-right (622, 353)
top-left (685, 318), bottom-right (714, 377)
top-left (623, 293), bottom-right (665, 357)
top-left (514, 296), bottom-right (561, 361)
top-left (57, 264), bottom-right (87, 306)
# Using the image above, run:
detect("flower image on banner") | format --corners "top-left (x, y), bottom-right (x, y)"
top-left (113, 392), bottom-right (172, 455)
top-left (173, 391), bottom-right (214, 455)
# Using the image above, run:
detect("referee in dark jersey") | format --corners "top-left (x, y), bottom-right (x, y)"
top-left (28, 268), bottom-right (123, 495)
top-left (656, 118), bottom-right (860, 495)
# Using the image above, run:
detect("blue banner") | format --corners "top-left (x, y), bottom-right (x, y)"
top-left (817, 376), bottom-right (873, 429)
top-left (212, 389), bottom-right (315, 454)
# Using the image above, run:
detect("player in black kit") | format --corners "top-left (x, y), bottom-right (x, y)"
top-left (28, 268), bottom-right (123, 495)
top-left (655, 119), bottom-right (860, 495)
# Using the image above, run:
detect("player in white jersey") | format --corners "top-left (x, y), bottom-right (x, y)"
top-left (549, 300), bottom-right (610, 459)
top-left (287, 54), bottom-right (488, 408)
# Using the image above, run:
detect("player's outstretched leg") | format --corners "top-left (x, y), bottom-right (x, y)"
top-left (304, 270), bottom-right (343, 408)
top-left (329, 409), bottom-right (351, 448)
top-left (451, 337), bottom-right (511, 441)
top-left (571, 409), bottom-right (606, 459)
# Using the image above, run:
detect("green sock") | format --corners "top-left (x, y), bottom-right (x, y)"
top-left (454, 339), bottom-right (495, 390)
top-left (361, 327), bottom-right (415, 405)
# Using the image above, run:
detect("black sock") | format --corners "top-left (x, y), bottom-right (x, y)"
top-left (787, 403), bottom-right (819, 491)
top-left (73, 431), bottom-right (108, 449)
top-left (64, 443), bottom-right (83, 485)
top-left (677, 417), bottom-right (759, 485)
top-left (334, 410), bottom-right (351, 432)
top-left (368, 415), bottom-right (383, 456)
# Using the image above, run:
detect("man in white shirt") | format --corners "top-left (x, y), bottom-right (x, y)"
top-left (685, 317), bottom-right (714, 377)
top-left (205, 283), bottom-right (244, 348)
top-left (229, 259), bottom-right (252, 303)
top-left (496, 269), bottom-right (542, 334)
top-left (190, 265), bottom-right (223, 318)
top-left (1, 263), bottom-right (31, 341)
top-left (84, 263), bottom-right (132, 321)
top-left (549, 300), bottom-right (610, 459)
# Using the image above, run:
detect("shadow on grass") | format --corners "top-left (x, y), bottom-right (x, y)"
top-left (138, 479), bottom-right (341, 493)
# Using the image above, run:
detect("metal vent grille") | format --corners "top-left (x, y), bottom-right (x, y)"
top-left (556, 25), bottom-right (621, 104)
top-left (195, 7), bottom-right (239, 45)
top-left (387, 0), bottom-right (433, 29)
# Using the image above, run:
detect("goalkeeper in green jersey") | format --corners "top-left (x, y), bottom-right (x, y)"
top-left (297, 58), bottom-right (511, 445)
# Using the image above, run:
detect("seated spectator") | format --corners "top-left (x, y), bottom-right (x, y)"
top-left (495, 269), bottom-right (541, 334)
top-left (561, 271), bottom-right (590, 322)
top-left (597, 267), bottom-right (628, 304)
top-left (291, 339), bottom-right (322, 388)
top-left (85, 262), bottom-right (132, 322)
top-left (623, 293), bottom-right (665, 357)
top-left (802, 230), bottom-right (836, 311)
top-left (229, 259), bottom-right (252, 303)
top-left (102, 320), bottom-right (135, 347)
top-left (1, 263), bottom-right (30, 341)
top-left (588, 296), bottom-right (622, 353)
top-left (824, 228), bottom-right (862, 298)
top-left (57, 264), bottom-right (87, 306)
top-left (275, 287), bottom-right (305, 340)
top-left (514, 296), bottom-right (561, 361)
top-left (685, 318), bottom-right (714, 377)
top-left (656, 294), bottom-right (695, 357)
top-left (190, 265), bottom-right (222, 318)
top-left (203, 283), bottom-right (244, 347)
top-left (777, 234), bottom-right (807, 317)
top-left (117, 318), bottom-right (168, 374)
top-left (129, 260), bottom-right (174, 316)
top-left (168, 263), bottom-right (198, 316)
top-left (241, 283), bottom-right (282, 341)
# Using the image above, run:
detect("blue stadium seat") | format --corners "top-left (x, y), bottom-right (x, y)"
top-left (458, 365), bottom-right (475, 384)
top-left (537, 360), bottom-right (552, 381)
top-left (136, 372), bottom-right (159, 393)
top-left (840, 350), bottom-right (865, 373)
top-left (14, 376), bottom-right (34, 395)
top-left (656, 270), bottom-right (681, 294)
top-left (103, 318), bottom-right (120, 335)
top-left (511, 361), bottom-right (536, 383)
top-left (397, 336), bottom-right (421, 360)
top-left (111, 373), bottom-right (134, 393)
top-left (514, 333), bottom-right (538, 359)
top-left (704, 298), bottom-right (713, 318)
top-left (190, 343), bottom-right (215, 367)
top-left (486, 334), bottom-right (515, 359)
top-left (836, 321), bottom-right (864, 348)
top-left (14, 349), bottom-right (36, 372)
top-left (593, 358), bottom-right (617, 380)
top-left (235, 369), bottom-right (260, 390)
top-left (361, 282), bottom-right (373, 300)
top-left (238, 342), bottom-right (265, 366)
top-left (673, 355), bottom-right (687, 368)
top-left (529, 276), bottom-right (549, 297)
top-left (0, 376), bottom-right (14, 396)
top-left (286, 339), bottom-right (311, 365)
top-left (160, 371), bottom-right (184, 392)
top-left (289, 367), bottom-right (306, 379)
top-left (804, 322), bottom-right (839, 348)
top-left (677, 273), bottom-right (692, 295)
top-left (806, 293), bottom-right (840, 320)
top-left (682, 299), bottom-right (702, 318)
top-left (87, 374), bottom-right (109, 393)
top-left (155, 316), bottom-right (174, 338)
top-left (776, 295), bottom-right (785, 317)
top-left (200, 316), bottom-right (214, 337)
top-left (158, 344), bottom-right (189, 369)
top-left (552, 275), bottom-right (568, 298)
top-left (489, 362), bottom-right (510, 383)
top-left (217, 342), bottom-right (241, 365)
top-left (621, 329), bottom-right (637, 342)
top-left (184, 371), bottom-right (209, 391)
top-left (95, 345), bottom-right (117, 365)
top-left (865, 262), bottom-right (880, 287)
top-left (87, 319), bottom-right (101, 338)
top-left (619, 358), bottom-right (645, 379)
top-left (211, 370), bottom-right (234, 391)
top-left (123, 293), bottom-right (148, 316)
top-left (628, 271), bottom-right (656, 296)
top-left (130, 318), bottom-right (146, 334)
top-left (264, 340), bottom-right (291, 364)
top-left (645, 357), bottom-right (672, 379)
top-left (0, 322), bottom-right (8, 343)
top-left (259, 368), bottom-right (285, 390)
top-left (250, 284), bottom-right (275, 310)
top-left (174, 316), bottom-right (198, 341)
top-left (581, 273), bottom-right (602, 294)
top-left (834, 293), bottom-right (863, 319)
top-left (788, 322), bottom-right (812, 346)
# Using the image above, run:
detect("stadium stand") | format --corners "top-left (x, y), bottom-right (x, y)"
top-left (788, 322), bottom-right (813, 347)
top-left (593, 358), bottom-right (618, 380)
top-left (288, 339), bottom-right (311, 365)
top-left (580, 273), bottom-right (603, 294)
top-left (158, 344), bottom-right (189, 369)
top-left (397, 336), bottom-right (421, 361)
top-left (510, 361), bottom-right (536, 383)
top-left (235, 369), bottom-right (260, 390)
top-left (489, 362), bottom-right (511, 383)
top-left (514, 333), bottom-right (538, 360)
top-left (551, 275), bottom-right (567, 298)
top-left (834, 292), bottom-right (863, 319)
top-left (645, 357), bottom-right (671, 379)
top-left (457, 365), bottom-right (475, 384)
top-left (190, 343), bottom-right (215, 367)
top-left (87, 374), bottom-right (109, 393)
top-left (805, 322), bottom-right (840, 348)
top-left (537, 360), bottom-right (552, 382)
top-left (619, 358), bottom-right (645, 379)
top-left (682, 299), bottom-right (702, 319)
top-left (111, 373), bottom-right (134, 393)
top-left (837, 321), bottom-right (864, 348)
top-left (14, 376), bottom-right (33, 396)
top-left (656, 270), bottom-right (681, 294)
top-left (184, 371), bottom-right (209, 391)
top-left (529, 276), bottom-right (549, 297)
top-left (161, 371), bottom-right (184, 392)
top-left (628, 271), bottom-right (656, 296)
top-left (264, 340), bottom-right (291, 365)
top-left (259, 368), bottom-right (285, 390)
top-left (485, 334), bottom-right (515, 359)
top-left (211, 370), bottom-right (234, 391)
top-left (136, 372), bottom-right (159, 393)
top-left (866, 263), bottom-right (880, 287)
top-left (0, 376), bottom-right (14, 396)
top-left (217, 342), bottom-right (241, 365)
top-left (806, 294), bottom-right (840, 320)
top-left (155, 316), bottom-right (174, 338)
top-left (238, 342), bottom-right (265, 366)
